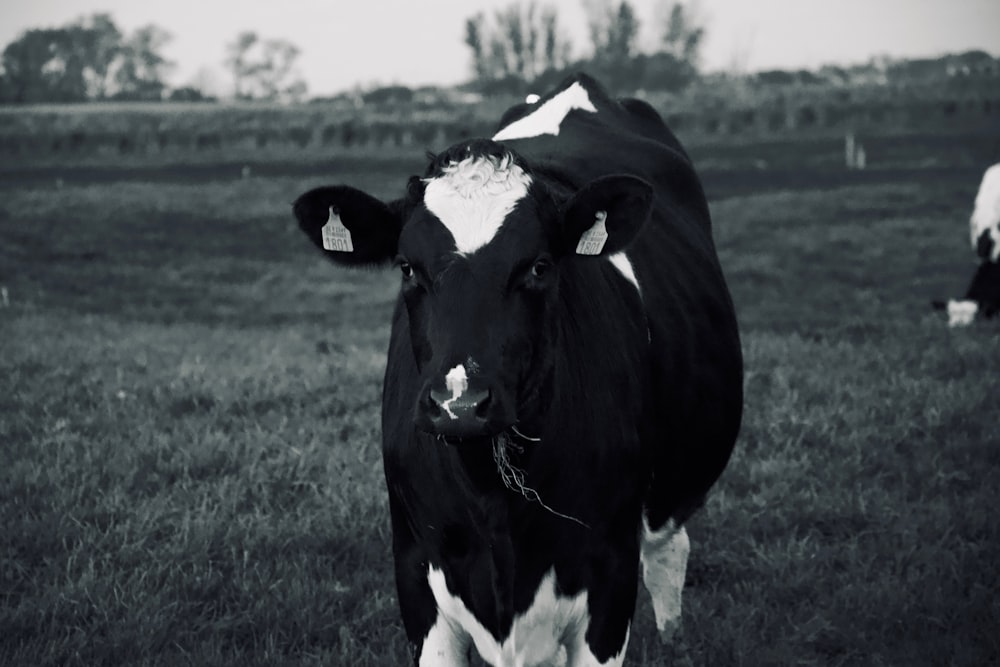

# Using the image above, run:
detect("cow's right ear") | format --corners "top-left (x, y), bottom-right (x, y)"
top-left (556, 175), bottom-right (653, 258)
top-left (293, 185), bottom-right (403, 266)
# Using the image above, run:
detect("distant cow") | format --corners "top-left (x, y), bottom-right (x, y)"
top-left (934, 163), bottom-right (1000, 326)
top-left (294, 74), bottom-right (743, 666)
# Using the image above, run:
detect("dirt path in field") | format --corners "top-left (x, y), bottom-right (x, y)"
top-left (0, 158), bottom-right (981, 201)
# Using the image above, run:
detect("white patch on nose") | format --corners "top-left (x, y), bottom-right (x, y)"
top-left (423, 152), bottom-right (532, 255)
top-left (441, 364), bottom-right (468, 420)
top-left (493, 81), bottom-right (597, 141)
top-left (946, 299), bottom-right (978, 327)
top-left (422, 566), bottom-right (627, 667)
top-left (640, 518), bottom-right (689, 642)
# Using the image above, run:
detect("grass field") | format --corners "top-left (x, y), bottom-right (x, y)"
top-left (1, 137), bottom-right (999, 666)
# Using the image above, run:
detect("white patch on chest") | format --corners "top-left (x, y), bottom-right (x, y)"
top-left (639, 518), bottom-right (689, 641)
top-left (970, 163), bottom-right (1000, 261)
top-left (441, 364), bottom-right (469, 420)
top-left (493, 81), bottom-right (597, 141)
top-left (423, 566), bottom-right (627, 667)
top-left (423, 153), bottom-right (532, 255)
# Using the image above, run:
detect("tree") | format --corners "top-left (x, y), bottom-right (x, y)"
top-left (113, 25), bottom-right (173, 100)
top-left (0, 13), bottom-right (174, 103)
top-left (0, 17), bottom-right (122, 103)
top-left (71, 13), bottom-right (122, 99)
top-left (606, 2), bottom-right (639, 63)
top-left (225, 31), bottom-right (306, 102)
top-left (583, 0), bottom-right (639, 63)
top-left (658, 1), bottom-right (705, 69)
top-left (578, 0), bottom-right (643, 91)
top-left (1, 29), bottom-right (74, 102)
top-left (465, 14), bottom-right (488, 82)
top-left (541, 8), bottom-right (571, 73)
top-left (462, 2), bottom-right (571, 90)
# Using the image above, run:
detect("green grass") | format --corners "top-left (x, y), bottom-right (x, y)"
top-left (1, 144), bottom-right (998, 666)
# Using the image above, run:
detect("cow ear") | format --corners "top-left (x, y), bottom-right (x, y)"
top-left (293, 185), bottom-right (403, 266)
top-left (558, 175), bottom-right (653, 258)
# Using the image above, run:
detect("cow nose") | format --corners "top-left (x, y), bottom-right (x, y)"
top-left (421, 385), bottom-right (492, 437)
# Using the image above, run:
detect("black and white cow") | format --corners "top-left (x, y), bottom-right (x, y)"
top-left (293, 74), bottom-right (743, 666)
top-left (934, 162), bottom-right (1000, 326)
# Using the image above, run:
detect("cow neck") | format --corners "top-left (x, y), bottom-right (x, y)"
top-left (452, 438), bottom-right (511, 495)
top-left (432, 449), bottom-right (519, 640)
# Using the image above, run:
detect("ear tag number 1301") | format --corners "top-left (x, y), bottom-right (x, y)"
top-left (576, 210), bottom-right (608, 255)
top-left (322, 207), bottom-right (355, 253)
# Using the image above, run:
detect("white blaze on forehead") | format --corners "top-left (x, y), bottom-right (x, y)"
top-left (946, 299), bottom-right (978, 327)
top-left (640, 518), bottom-right (689, 640)
top-left (422, 566), bottom-right (627, 667)
top-left (441, 364), bottom-right (468, 420)
top-left (423, 152), bottom-right (532, 255)
top-left (493, 81), bottom-right (597, 141)
top-left (970, 163), bottom-right (1000, 261)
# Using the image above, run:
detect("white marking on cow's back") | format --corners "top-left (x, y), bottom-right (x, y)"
top-left (441, 364), bottom-right (468, 420)
top-left (970, 162), bottom-right (1000, 261)
top-left (423, 566), bottom-right (627, 667)
top-left (424, 153), bottom-right (532, 255)
top-left (946, 299), bottom-right (978, 327)
top-left (640, 518), bottom-right (689, 640)
top-left (493, 81), bottom-right (597, 141)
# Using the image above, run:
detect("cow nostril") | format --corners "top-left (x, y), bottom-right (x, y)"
top-left (423, 390), bottom-right (443, 418)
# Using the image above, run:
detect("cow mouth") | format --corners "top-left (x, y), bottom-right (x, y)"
top-left (429, 421), bottom-right (541, 446)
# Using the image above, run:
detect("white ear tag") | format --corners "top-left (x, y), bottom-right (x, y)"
top-left (321, 206), bottom-right (354, 253)
top-left (575, 210), bottom-right (608, 255)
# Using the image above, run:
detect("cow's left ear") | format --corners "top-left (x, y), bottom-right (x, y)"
top-left (293, 185), bottom-right (403, 266)
top-left (557, 175), bottom-right (653, 257)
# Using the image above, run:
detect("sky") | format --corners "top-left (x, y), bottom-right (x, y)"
top-left (1, 0), bottom-right (998, 97)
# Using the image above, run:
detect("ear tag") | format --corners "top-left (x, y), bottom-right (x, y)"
top-left (575, 210), bottom-right (608, 255)
top-left (321, 207), bottom-right (354, 253)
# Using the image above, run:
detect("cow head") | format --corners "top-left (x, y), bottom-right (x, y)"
top-left (294, 140), bottom-right (653, 439)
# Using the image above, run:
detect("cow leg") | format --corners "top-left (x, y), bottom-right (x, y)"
top-left (565, 625), bottom-right (629, 667)
top-left (418, 613), bottom-right (471, 667)
top-left (388, 494), bottom-right (471, 666)
top-left (639, 517), bottom-right (690, 643)
top-left (565, 546), bottom-right (637, 667)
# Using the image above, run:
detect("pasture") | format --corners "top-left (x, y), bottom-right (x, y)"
top-left (1, 134), bottom-right (998, 666)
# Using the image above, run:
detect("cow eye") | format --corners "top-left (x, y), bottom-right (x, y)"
top-left (530, 259), bottom-right (551, 279)
top-left (398, 261), bottom-right (414, 280)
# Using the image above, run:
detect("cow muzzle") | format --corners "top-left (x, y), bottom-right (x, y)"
top-left (415, 363), bottom-right (507, 438)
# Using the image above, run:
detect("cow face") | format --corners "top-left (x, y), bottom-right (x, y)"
top-left (294, 141), bottom-right (653, 439)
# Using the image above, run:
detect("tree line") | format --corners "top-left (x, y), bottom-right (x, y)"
top-left (0, 2), bottom-right (703, 104)
top-left (463, 0), bottom-right (705, 95)
top-left (4, 4), bottom-right (990, 106)
top-left (0, 13), bottom-right (306, 104)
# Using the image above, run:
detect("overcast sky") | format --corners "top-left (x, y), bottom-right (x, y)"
top-left (1, 0), bottom-right (997, 96)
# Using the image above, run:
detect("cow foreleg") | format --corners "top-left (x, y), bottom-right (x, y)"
top-left (388, 493), bottom-right (470, 666)
top-left (639, 517), bottom-right (689, 643)
top-left (564, 545), bottom-right (637, 667)
top-left (418, 613), bottom-right (471, 667)
top-left (565, 625), bottom-right (628, 667)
